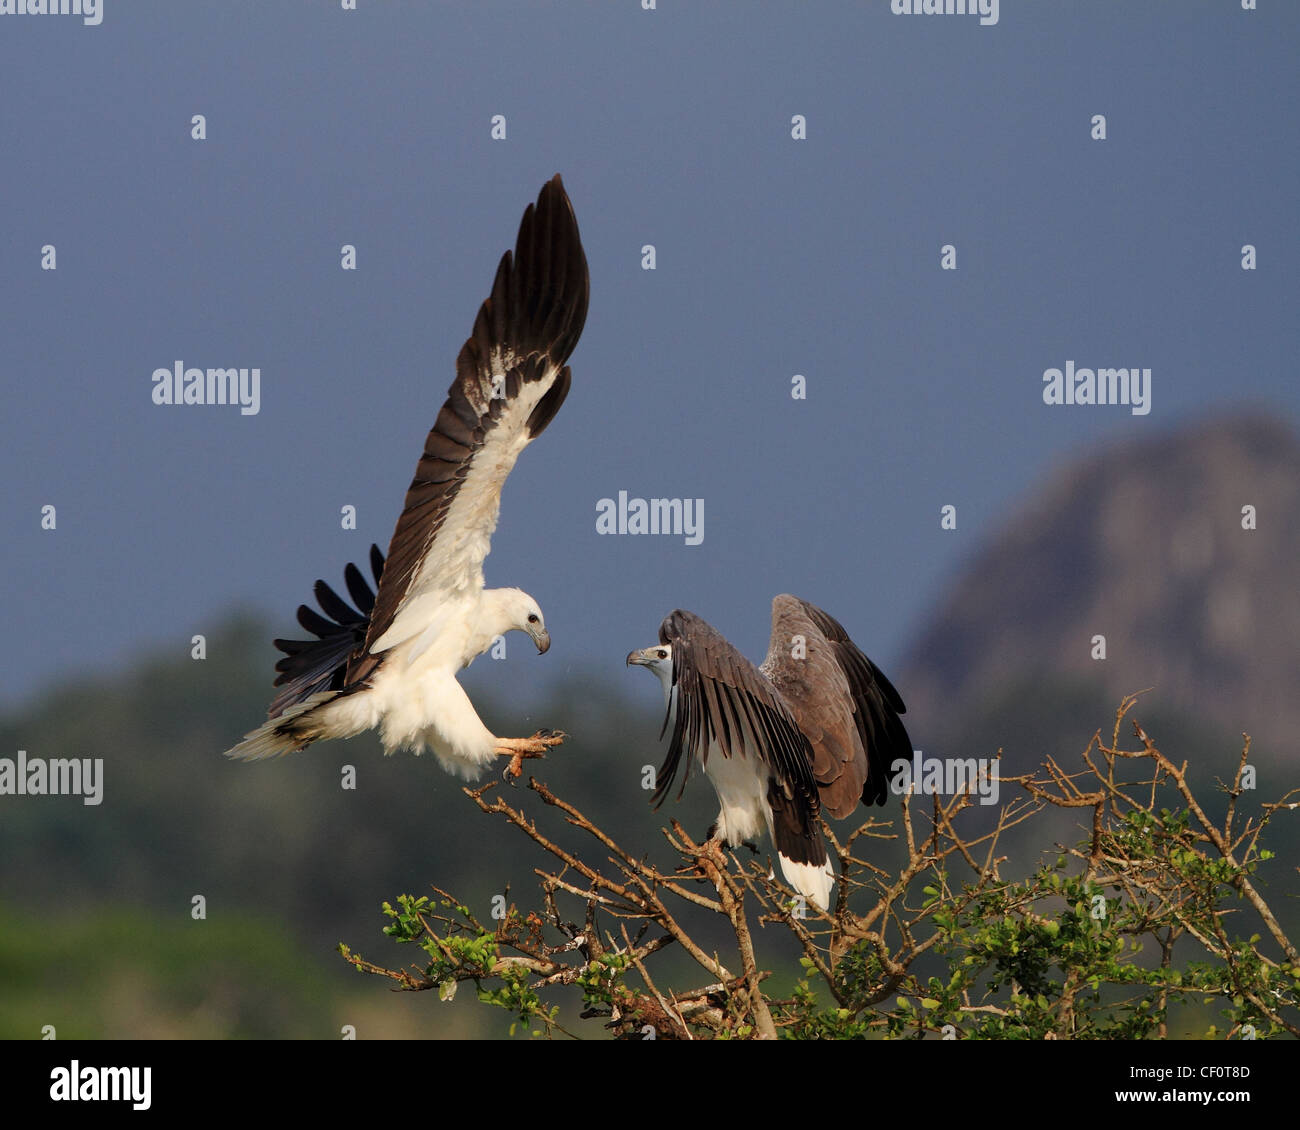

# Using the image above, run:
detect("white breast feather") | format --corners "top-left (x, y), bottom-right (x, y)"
top-left (704, 741), bottom-right (771, 847)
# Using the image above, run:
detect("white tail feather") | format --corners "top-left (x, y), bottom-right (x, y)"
top-left (778, 854), bottom-right (835, 912)
top-left (222, 693), bottom-right (335, 761)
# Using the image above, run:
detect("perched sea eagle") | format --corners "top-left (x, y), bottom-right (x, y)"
top-left (224, 175), bottom-right (588, 779)
top-left (627, 597), bottom-right (912, 910)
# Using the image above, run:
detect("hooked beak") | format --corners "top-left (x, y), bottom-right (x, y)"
top-left (626, 648), bottom-right (649, 667)
top-left (531, 627), bottom-right (551, 655)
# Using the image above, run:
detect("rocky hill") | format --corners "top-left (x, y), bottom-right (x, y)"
top-left (899, 413), bottom-right (1298, 767)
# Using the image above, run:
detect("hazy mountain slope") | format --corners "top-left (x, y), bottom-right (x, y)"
top-left (899, 414), bottom-right (1298, 767)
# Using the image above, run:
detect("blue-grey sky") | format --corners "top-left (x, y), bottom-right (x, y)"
top-left (2, 1), bottom-right (1296, 712)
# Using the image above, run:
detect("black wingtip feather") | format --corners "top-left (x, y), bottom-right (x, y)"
top-left (266, 549), bottom-right (386, 720)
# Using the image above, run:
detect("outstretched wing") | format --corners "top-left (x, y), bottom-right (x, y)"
top-left (267, 545), bottom-right (385, 719)
top-left (762, 595), bottom-right (910, 814)
top-left (353, 175), bottom-right (589, 681)
top-left (653, 610), bottom-right (820, 818)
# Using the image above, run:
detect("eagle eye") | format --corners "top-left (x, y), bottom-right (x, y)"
top-left (527, 613), bottom-right (539, 624)
top-left (656, 649), bottom-right (667, 659)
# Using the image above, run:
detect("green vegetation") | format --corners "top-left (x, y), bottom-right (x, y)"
top-left (3, 620), bottom-right (1296, 1039)
top-left (345, 698), bottom-right (1299, 1039)
top-left (0, 903), bottom-right (328, 1039)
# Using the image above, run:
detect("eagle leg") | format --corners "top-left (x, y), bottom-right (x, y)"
top-left (701, 823), bottom-right (758, 857)
top-left (674, 829), bottom-right (730, 877)
top-left (496, 730), bottom-right (567, 781)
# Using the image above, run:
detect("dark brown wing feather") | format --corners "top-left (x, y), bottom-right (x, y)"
top-left (763, 595), bottom-right (910, 815)
top-left (652, 610), bottom-right (820, 825)
top-left (351, 175), bottom-right (589, 683)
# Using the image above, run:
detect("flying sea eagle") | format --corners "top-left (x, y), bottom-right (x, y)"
top-left (224, 175), bottom-right (589, 779)
top-left (627, 597), bottom-right (912, 910)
